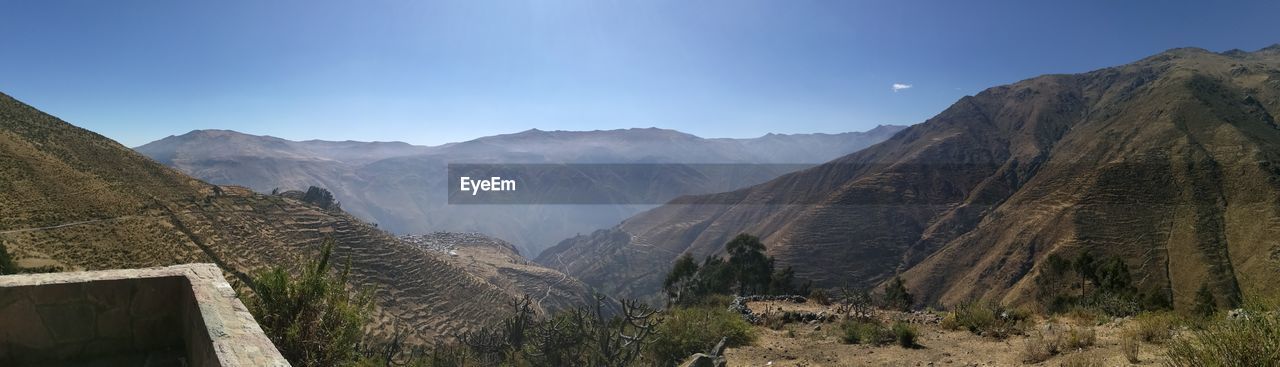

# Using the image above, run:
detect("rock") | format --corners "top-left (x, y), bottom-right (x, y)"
top-left (679, 353), bottom-right (726, 367)
top-left (709, 337), bottom-right (727, 356)
top-left (1227, 308), bottom-right (1250, 320)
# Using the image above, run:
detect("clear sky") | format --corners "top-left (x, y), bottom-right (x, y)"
top-left (1, 1), bottom-right (1277, 147)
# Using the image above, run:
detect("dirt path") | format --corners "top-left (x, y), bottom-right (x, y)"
top-left (0, 216), bottom-right (138, 234)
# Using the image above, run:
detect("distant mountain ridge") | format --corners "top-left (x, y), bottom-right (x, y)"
top-left (537, 45), bottom-right (1280, 310)
top-left (136, 125), bottom-right (905, 256)
top-left (0, 91), bottom-right (594, 345)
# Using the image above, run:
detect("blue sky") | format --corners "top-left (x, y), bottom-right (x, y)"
top-left (1, 1), bottom-right (1277, 147)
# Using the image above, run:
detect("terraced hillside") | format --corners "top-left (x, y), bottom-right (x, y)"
top-left (0, 91), bottom-right (586, 344)
top-left (401, 232), bottom-right (599, 313)
top-left (539, 45), bottom-right (1280, 310)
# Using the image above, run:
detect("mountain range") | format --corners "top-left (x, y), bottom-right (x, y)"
top-left (135, 125), bottom-right (905, 256)
top-left (537, 45), bottom-right (1280, 310)
top-left (0, 92), bottom-right (595, 345)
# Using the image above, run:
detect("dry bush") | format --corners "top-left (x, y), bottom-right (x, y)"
top-left (760, 310), bottom-right (787, 330)
top-left (1021, 324), bottom-right (1096, 364)
top-left (1061, 326), bottom-right (1096, 351)
top-left (950, 301), bottom-right (1032, 339)
top-left (1130, 311), bottom-right (1182, 344)
top-left (1120, 329), bottom-right (1140, 363)
top-left (1022, 329), bottom-right (1061, 363)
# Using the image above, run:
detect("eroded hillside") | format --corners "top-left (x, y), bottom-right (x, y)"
top-left (539, 45), bottom-right (1280, 310)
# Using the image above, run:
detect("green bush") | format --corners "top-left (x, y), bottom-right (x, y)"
top-left (892, 321), bottom-right (918, 348)
top-left (248, 238), bottom-right (374, 367)
top-left (650, 305), bottom-right (755, 366)
top-left (839, 320), bottom-right (892, 346)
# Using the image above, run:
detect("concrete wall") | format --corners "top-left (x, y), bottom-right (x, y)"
top-left (0, 264), bottom-right (289, 366)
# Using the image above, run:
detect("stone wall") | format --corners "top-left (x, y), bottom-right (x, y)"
top-left (0, 264), bottom-right (288, 366)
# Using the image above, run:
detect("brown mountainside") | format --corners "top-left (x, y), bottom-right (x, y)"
top-left (0, 92), bottom-right (589, 344)
top-left (537, 45), bottom-right (1280, 309)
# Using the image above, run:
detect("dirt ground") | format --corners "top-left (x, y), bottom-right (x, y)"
top-left (724, 302), bottom-right (1170, 366)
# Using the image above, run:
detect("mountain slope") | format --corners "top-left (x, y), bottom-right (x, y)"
top-left (0, 92), bottom-right (591, 345)
top-left (136, 125), bottom-right (905, 256)
top-left (538, 45), bottom-right (1280, 309)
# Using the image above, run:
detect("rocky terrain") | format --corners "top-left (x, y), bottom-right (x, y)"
top-left (539, 45), bottom-right (1280, 310)
top-left (0, 92), bottom-right (591, 345)
top-left (135, 125), bottom-right (905, 256)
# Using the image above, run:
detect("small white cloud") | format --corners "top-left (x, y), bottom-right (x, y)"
top-left (892, 83), bottom-right (912, 92)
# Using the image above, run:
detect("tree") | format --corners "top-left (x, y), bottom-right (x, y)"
top-left (725, 234), bottom-right (772, 295)
top-left (881, 276), bottom-right (914, 311)
top-left (302, 186), bottom-right (337, 210)
top-left (1194, 282), bottom-right (1217, 317)
top-left (1074, 252), bottom-right (1097, 296)
top-left (664, 253), bottom-right (699, 303)
top-left (249, 238), bottom-right (374, 366)
top-left (769, 266), bottom-right (797, 295)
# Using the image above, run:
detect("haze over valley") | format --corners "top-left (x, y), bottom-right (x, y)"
top-left (135, 126), bottom-right (905, 256)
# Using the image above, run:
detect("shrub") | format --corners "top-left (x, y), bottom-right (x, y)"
top-left (760, 310), bottom-right (787, 330)
top-left (839, 320), bottom-right (891, 346)
top-left (1120, 329), bottom-right (1141, 363)
top-left (1130, 311), bottom-right (1181, 344)
top-left (949, 301), bottom-right (1029, 339)
top-left (650, 305), bottom-right (755, 366)
top-left (939, 312), bottom-right (960, 331)
top-left (892, 321), bottom-right (918, 348)
top-left (1061, 325), bottom-right (1096, 351)
top-left (1165, 306), bottom-right (1280, 367)
top-left (248, 238), bottom-right (374, 367)
top-left (1020, 324), bottom-right (1095, 363)
top-left (809, 288), bottom-right (832, 306)
top-left (1022, 329), bottom-right (1060, 363)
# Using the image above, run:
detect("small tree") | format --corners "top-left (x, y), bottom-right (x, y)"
top-left (249, 238), bottom-right (374, 366)
top-left (881, 276), bottom-right (914, 311)
top-left (1194, 282), bottom-right (1217, 317)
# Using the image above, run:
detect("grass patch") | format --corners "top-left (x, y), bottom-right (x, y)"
top-left (1165, 307), bottom-right (1280, 367)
